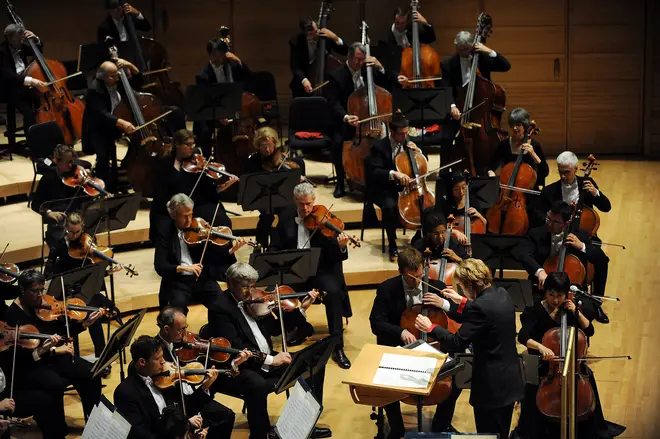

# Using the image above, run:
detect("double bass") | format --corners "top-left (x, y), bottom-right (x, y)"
top-left (308, 0), bottom-right (342, 94)
top-left (400, 0), bottom-right (441, 88)
top-left (453, 13), bottom-right (508, 176)
top-left (343, 21), bottom-right (392, 191)
top-left (6, 0), bottom-right (85, 145)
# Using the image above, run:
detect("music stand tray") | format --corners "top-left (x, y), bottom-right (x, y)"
top-left (185, 83), bottom-right (244, 122)
top-left (47, 262), bottom-right (109, 303)
top-left (393, 87), bottom-right (453, 127)
top-left (78, 42), bottom-right (135, 74)
top-left (238, 169), bottom-right (302, 214)
top-left (249, 248), bottom-right (321, 286)
top-left (493, 278), bottom-right (534, 312)
top-left (90, 309), bottom-right (147, 379)
top-left (470, 234), bottom-right (529, 276)
top-left (83, 193), bottom-right (141, 236)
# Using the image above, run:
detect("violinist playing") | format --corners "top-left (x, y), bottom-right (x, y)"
top-left (114, 335), bottom-right (232, 439)
top-left (410, 207), bottom-right (468, 263)
top-left (97, 0), bottom-right (152, 43)
top-left (207, 262), bottom-right (330, 439)
top-left (383, 7), bottom-right (436, 49)
top-left (514, 201), bottom-right (610, 323)
top-left (1, 270), bottom-right (103, 434)
top-left (513, 272), bottom-right (625, 439)
top-left (289, 16), bottom-right (348, 97)
top-left (244, 126), bottom-right (304, 248)
top-left (154, 194), bottom-right (246, 310)
top-left (269, 183), bottom-right (353, 369)
top-left (0, 24), bottom-right (47, 137)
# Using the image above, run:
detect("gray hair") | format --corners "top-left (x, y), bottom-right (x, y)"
top-left (507, 108), bottom-right (531, 130)
top-left (293, 182), bottom-right (316, 201)
top-left (156, 306), bottom-right (186, 329)
top-left (95, 61), bottom-right (116, 81)
top-left (556, 151), bottom-right (578, 168)
top-left (166, 193), bottom-right (194, 218)
top-left (226, 262), bottom-right (259, 285)
top-left (454, 31), bottom-right (474, 46)
top-left (348, 42), bottom-right (367, 57)
top-left (4, 24), bottom-right (24, 38)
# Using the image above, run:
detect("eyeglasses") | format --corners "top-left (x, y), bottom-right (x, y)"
top-left (182, 142), bottom-right (195, 147)
top-left (545, 216), bottom-right (564, 226)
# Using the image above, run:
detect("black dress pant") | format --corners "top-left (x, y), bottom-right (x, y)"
top-left (2, 386), bottom-right (68, 439)
top-left (159, 275), bottom-right (222, 311)
top-left (4, 90), bottom-right (36, 142)
top-left (473, 403), bottom-right (515, 438)
top-left (332, 132), bottom-right (345, 186)
top-left (256, 205), bottom-right (297, 248)
top-left (590, 252), bottom-right (609, 297)
top-left (373, 193), bottom-right (400, 251)
top-left (188, 396), bottom-right (236, 439)
top-left (93, 137), bottom-right (119, 193)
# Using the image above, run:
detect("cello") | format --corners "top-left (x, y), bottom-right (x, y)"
top-left (453, 13), bottom-right (508, 176)
top-left (118, 0), bottom-right (185, 108)
top-left (308, 0), bottom-right (342, 94)
top-left (343, 21), bottom-right (392, 191)
top-left (395, 144), bottom-right (435, 230)
top-left (485, 121), bottom-right (540, 235)
top-left (451, 177), bottom-right (486, 251)
top-left (573, 155), bottom-right (600, 238)
top-left (6, 0), bottom-right (85, 145)
top-left (400, 0), bottom-right (441, 88)
top-left (542, 212), bottom-right (588, 286)
top-left (109, 43), bottom-right (173, 197)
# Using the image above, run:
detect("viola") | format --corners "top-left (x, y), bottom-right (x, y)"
top-left (0, 321), bottom-right (64, 352)
top-left (35, 294), bottom-right (115, 323)
top-left (400, 0), bottom-right (441, 89)
top-left (61, 165), bottom-right (112, 197)
top-left (485, 121), bottom-right (540, 235)
top-left (176, 332), bottom-right (266, 364)
top-left (302, 205), bottom-right (361, 247)
top-left (182, 152), bottom-right (239, 181)
top-left (241, 286), bottom-right (325, 319)
top-left (6, 1), bottom-right (85, 145)
top-left (0, 262), bottom-right (19, 283)
top-left (395, 145), bottom-right (435, 229)
top-left (152, 361), bottom-right (236, 390)
top-left (67, 232), bottom-right (139, 276)
top-left (343, 21), bottom-right (391, 191)
top-left (183, 218), bottom-right (258, 248)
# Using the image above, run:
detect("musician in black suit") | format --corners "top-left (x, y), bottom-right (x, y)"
top-left (96, 0), bottom-right (151, 43)
top-left (153, 194), bottom-right (246, 310)
top-left (207, 262), bottom-right (331, 439)
top-left (269, 182), bottom-right (353, 369)
top-left (114, 335), bottom-right (231, 439)
top-left (383, 7), bottom-right (436, 49)
top-left (370, 248), bottom-right (472, 438)
top-left (415, 258), bottom-right (524, 439)
top-left (513, 201), bottom-right (610, 323)
top-left (289, 16), bottom-right (348, 97)
top-left (326, 42), bottom-right (398, 198)
top-left (0, 24), bottom-right (46, 136)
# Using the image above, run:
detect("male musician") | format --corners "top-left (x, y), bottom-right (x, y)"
top-left (97, 0), bottom-right (152, 43)
top-left (81, 59), bottom-right (141, 192)
top-left (1, 270), bottom-right (103, 436)
top-left (289, 16), bottom-right (348, 97)
top-left (114, 335), bottom-right (231, 439)
top-left (207, 262), bottom-right (331, 439)
top-left (0, 24), bottom-right (46, 137)
top-left (269, 182), bottom-right (352, 368)
top-left (369, 248), bottom-right (470, 438)
top-left (365, 111), bottom-right (424, 260)
top-left (415, 258), bottom-right (524, 439)
top-left (326, 42), bottom-right (396, 198)
top-left (410, 208), bottom-right (468, 262)
top-left (514, 201), bottom-right (610, 323)
top-left (384, 7), bottom-right (436, 49)
top-left (538, 151), bottom-right (612, 223)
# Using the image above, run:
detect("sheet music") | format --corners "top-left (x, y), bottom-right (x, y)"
top-left (411, 341), bottom-right (444, 355)
top-left (372, 353), bottom-right (438, 389)
top-left (276, 380), bottom-right (321, 439)
top-left (82, 402), bottom-right (130, 439)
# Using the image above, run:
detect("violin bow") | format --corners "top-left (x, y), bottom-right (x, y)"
top-left (301, 203), bottom-right (335, 249)
top-left (274, 283), bottom-right (288, 353)
top-left (197, 203), bottom-right (221, 281)
top-left (203, 338), bottom-right (211, 370)
top-left (0, 242), bottom-right (9, 262)
top-left (188, 154), bottom-right (212, 199)
top-left (59, 276), bottom-right (74, 363)
top-left (10, 322), bottom-right (18, 400)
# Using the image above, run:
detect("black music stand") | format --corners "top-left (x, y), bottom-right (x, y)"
top-left (77, 41), bottom-right (136, 74)
top-left (249, 248), bottom-right (321, 287)
top-left (454, 352), bottom-right (539, 390)
top-left (39, 195), bottom-right (92, 268)
top-left (493, 278), bottom-right (534, 312)
top-left (47, 262), bottom-right (108, 303)
top-left (238, 169), bottom-right (302, 215)
top-left (434, 175), bottom-right (499, 211)
top-left (393, 87), bottom-right (453, 148)
top-left (470, 234), bottom-right (529, 278)
top-left (90, 308), bottom-right (147, 380)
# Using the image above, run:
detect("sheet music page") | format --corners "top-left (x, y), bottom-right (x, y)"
top-left (108, 409), bottom-right (131, 439)
top-left (81, 405), bottom-right (104, 439)
top-left (410, 341), bottom-right (444, 354)
top-left (275, 380), bottom-right (321, 439)
top-left (372, 353), bottom-right (438, 389)
top-left (81, 403), bottom-right (131, 439)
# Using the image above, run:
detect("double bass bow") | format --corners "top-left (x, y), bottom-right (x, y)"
top-left (400, 0), bottom-right (441, 88)
top-left (6, 0), bottom-right (85, 145)
top-left (343, 21), bottom-right (392, 191)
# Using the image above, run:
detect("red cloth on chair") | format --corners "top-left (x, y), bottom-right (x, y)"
top-left (295, 132), bottom-right (324, 140)
top-left (425, 124), bottom-right (441, 134)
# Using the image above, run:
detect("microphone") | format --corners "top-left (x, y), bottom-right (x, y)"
top-left (569, 285), bottom-right (586, 295)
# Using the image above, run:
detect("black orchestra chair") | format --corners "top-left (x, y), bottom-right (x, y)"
top-left (251, 71), bottom-right (283, 143)
top-left (287, 97), bottom-right (333, 153)
top-left (26, 121), bottom-right (64, 207)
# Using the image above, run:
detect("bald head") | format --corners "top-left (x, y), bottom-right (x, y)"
top-left (97, 61), bottom-right (120, 86)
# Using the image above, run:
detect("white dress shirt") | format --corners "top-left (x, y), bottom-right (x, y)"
top-left (303, 37), bottom-right (343, 85)
top-left (107, 84), bottom-right (122, 113)
top-left (235, 299), bottom-right (274, 371)
top-left (177, 230), bottom-right (194, 275)
top-left (159, 335), bottom-right (194, 396)
top-left (346, 61), bottom-right (365, 90)
top-left (211, 62), bottom-right (233, 84)
top-left (0, 368), bottom-right (5, 393)
top-left (139, 374), bottom-right (167, 414)
top-left (295, 216), bottom-right (311, 249)
top-left (388, 137), bottom-right (405, 180)
top-left (402, 276), bottom-right (451, 310)
top-left (113, 13), bottom-right (144, 42)
top-left (10, 45), bottom-right (38, 87)
top-left (458, 50), bottom-right (498, 87)
top-left (391, 24), bottom-right (410, 48)
top-left (561, 179), bottom-right (580, 205)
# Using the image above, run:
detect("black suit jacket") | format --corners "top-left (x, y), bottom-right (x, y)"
top-left (383, 23), bottom-right (436, 48)
top-left (289, 33), bottom-right (348, 96)
top-left (365, 136), bottom-right (402, 201)
top-left (539, 176), bottom-right (612, 216)
top-left (195, 61), bottom-right (252, 87)
top-left (0, 39), bottom-right (41, 99)
top-left (440, 52), bottom-right (511, 90)
top-left (269, 213), bottom-right (348, 275)
top-left (96, 14), bottom-right (152, 43)
top-left (431, 285), bottom-right (524, 408)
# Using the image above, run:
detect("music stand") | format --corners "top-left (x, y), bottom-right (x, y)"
top-left (39, 195), bottom-right (92, 269)
top-left (470, 234), bottom-right (529, 278)
top-left (454, 353), bottom-right (539, 389)
top-left (47, 262), bottom-right (108, 303)
top-left (249, 248), bottom-right (321, 287)
top-left (91, 308), bottom-right (147, 380)
top-left (238, 169), bottom-right (302, 215)
top-left (77, 41), bottom-right (136, 74)
top-left (493, 278), bottom-right (534, 312)
top-left (393, 87), bottom-right (453, 147)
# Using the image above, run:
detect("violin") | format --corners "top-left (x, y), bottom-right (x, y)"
top-left (262, 149), bottom-right (317, 188)
top-left (67, 232), bottom-right (139, 276)
top-left (183, 218), bottom-right (258, 248)
top-left (485, 121), bottom-right (540, 235)
top-left (152, 361), bottom-right (237, 390)
top-left (395, 144), bottom-right (435, 229)
top-left (176, 332), bottom-right (266, 364)
top-left (302, 205), bottom-right (361, 247)
top-left (400, 0), bottom-right (441, 89)
top-left (35, 294), bottom-right (115, 323)
top-left (61, 165), bottom-right (112, 197)
top-left (0, 262), bottom-right (19, 283)
top-left (241, 286), bottom-right (326, 319)
top-left (0, 321), bottom-right (65, 351)
top-left (182, 152), bottom-right (239, 182)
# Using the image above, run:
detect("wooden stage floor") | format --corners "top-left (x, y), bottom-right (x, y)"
top-left (3, 153), bottom-right (659, 438)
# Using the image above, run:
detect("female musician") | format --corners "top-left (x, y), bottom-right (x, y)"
top-left (514, 271), bottom-right (625, 439)
top-left (410, 207), bottom-right (468, 262)
top-left (244, 127), bottom-right (303, 247)
top-left (438, 172), bottom-right (488, 227)
top-left (415, 258), bottom-right (524, 439)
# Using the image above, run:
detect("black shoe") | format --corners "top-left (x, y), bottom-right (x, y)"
top-left (100, 365), bottom-right (112, 379)
top-left (287, 322), bottom-right (314, 346)
top-left (595, 307), bottom-right (610, 324)
top-left (389, 248), bottom-right (398, 262)
top-left (332, 348), bottom-right (351, 369)
top-left (314, 427), bottom-right (332, 438)
top-left (333, 183), bottom-right (345, 198)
